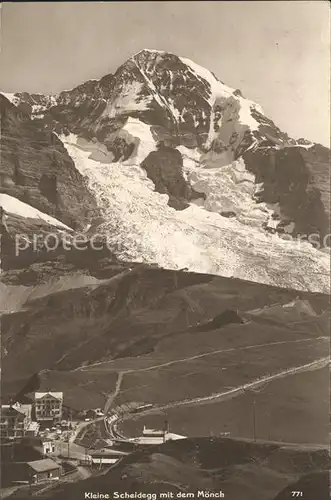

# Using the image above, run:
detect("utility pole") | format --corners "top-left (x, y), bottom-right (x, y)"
top-left (84, 446), bottom-right (91, 466)
top-left (266, 411), bottom-right (271, 441)
top-left (163, 419), bottom-right (169, 443)
top-left (174, 271), bottom-right (178, 289)
top-left (252, 398), bottom-right (256, 442)
top-left (68, 408), bottom-right (72, 429)
top-left (0, 206), bottom-right (9, 233)
top-left (246, 387), bottom-right (262, 442)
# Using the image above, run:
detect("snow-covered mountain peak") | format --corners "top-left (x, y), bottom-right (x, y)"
top-left (1, 51), bottom-right (329, 292)
top-left (132, 48), bottom-right (166, 57)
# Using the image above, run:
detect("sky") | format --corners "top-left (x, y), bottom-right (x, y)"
top-left (0, 1), bottom-right (329, 146)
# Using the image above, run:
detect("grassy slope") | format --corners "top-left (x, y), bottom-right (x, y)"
top-left (122, 365), bottom-right (329, 445)
top-left (1, 265), bottom-right (329, 414)
top-left (1, 259), bottom-right (329, 500)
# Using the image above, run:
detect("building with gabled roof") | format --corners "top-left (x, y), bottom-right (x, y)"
top-left (34, 392), bottom-right (63, 424)
top-left (0, 403), bottom-right (32, 439)
top-left (34, 392), bottom-right (63, 400)
top-left (88, 448), bottom-right (128, 466)
top-left (26, 458), bottom-right (61, 483)
top-left (134, 425), bottom-right (187, 445)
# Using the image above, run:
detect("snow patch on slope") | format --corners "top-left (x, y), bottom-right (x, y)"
top-left (73, 118), bottom-right (157, 165)
top-left (238, 101), bottom-right (261, 130)
top-left (122, 117), bottom-right (157, 164)
top-left (133, 49), bottom-right (165, 58)
top-left (180, 57), bottom-right (234, 103)
top-left (100, 81), bottom-right (151, 120)
top-left (178, 145), bottom-right (274, 227)
top-left (132, 55), bottom-right (181, 126)
top-left (180, 55), bottom-right (263, 131)
top-left (178, 58), bottom-right (262, 150)
top-left (1, 92), bottom-right (18, 105)
top-left (0, 194), bottom-right (72, 230)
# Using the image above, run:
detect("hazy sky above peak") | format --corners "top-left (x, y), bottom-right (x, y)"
top-left (0, 1), bottom-right (329, 146)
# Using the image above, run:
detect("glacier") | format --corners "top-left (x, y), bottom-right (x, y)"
top-left (60, 130), bottom-right (329, 293)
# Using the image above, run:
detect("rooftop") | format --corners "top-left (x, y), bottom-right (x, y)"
top-left (2, 403), bottom-right (32, 416)
top-left (27, 422), bottom-right (39, 431)
top-left (89, 448), bottom-right (128, 457)
top-left (143, 427), bottom-right (165, 436)
top-left (134, 436), bottom-right (163, 445)
top-left (166, 433), bottom-right (187, 441)
top-left (34, 392), bottom-right (63, 401)
top-left (27, 459), bottom-right (60, 473)
top-left (136, 432), bottom-right (186, 445)
top-left (1, 406), bottom-right (25, 418)
top-left (14, 403), bottom-right (32, 418)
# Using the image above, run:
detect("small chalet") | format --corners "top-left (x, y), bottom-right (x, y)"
top-left (88, 448), bottom-right (128, 466)
top-left (27, 459), bottom-right (61, 484)
top-left (134, 426), bottom-right (186, 445)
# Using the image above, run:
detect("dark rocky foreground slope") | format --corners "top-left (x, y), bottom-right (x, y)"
top-left (6, 438), bottom-right (329, 500)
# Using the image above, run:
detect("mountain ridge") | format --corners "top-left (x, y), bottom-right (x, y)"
top-left (1, 49), bottom-right (329, 291)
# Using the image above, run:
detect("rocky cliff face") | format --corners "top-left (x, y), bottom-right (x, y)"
top-left (0, 95), bottom-right (99, 230)
top-left (141, 142), bottom-right (205, 209)
top-left (243, 143), bottom-right (330, 243)
top-left (1, 49), bottom-right (329, 291)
